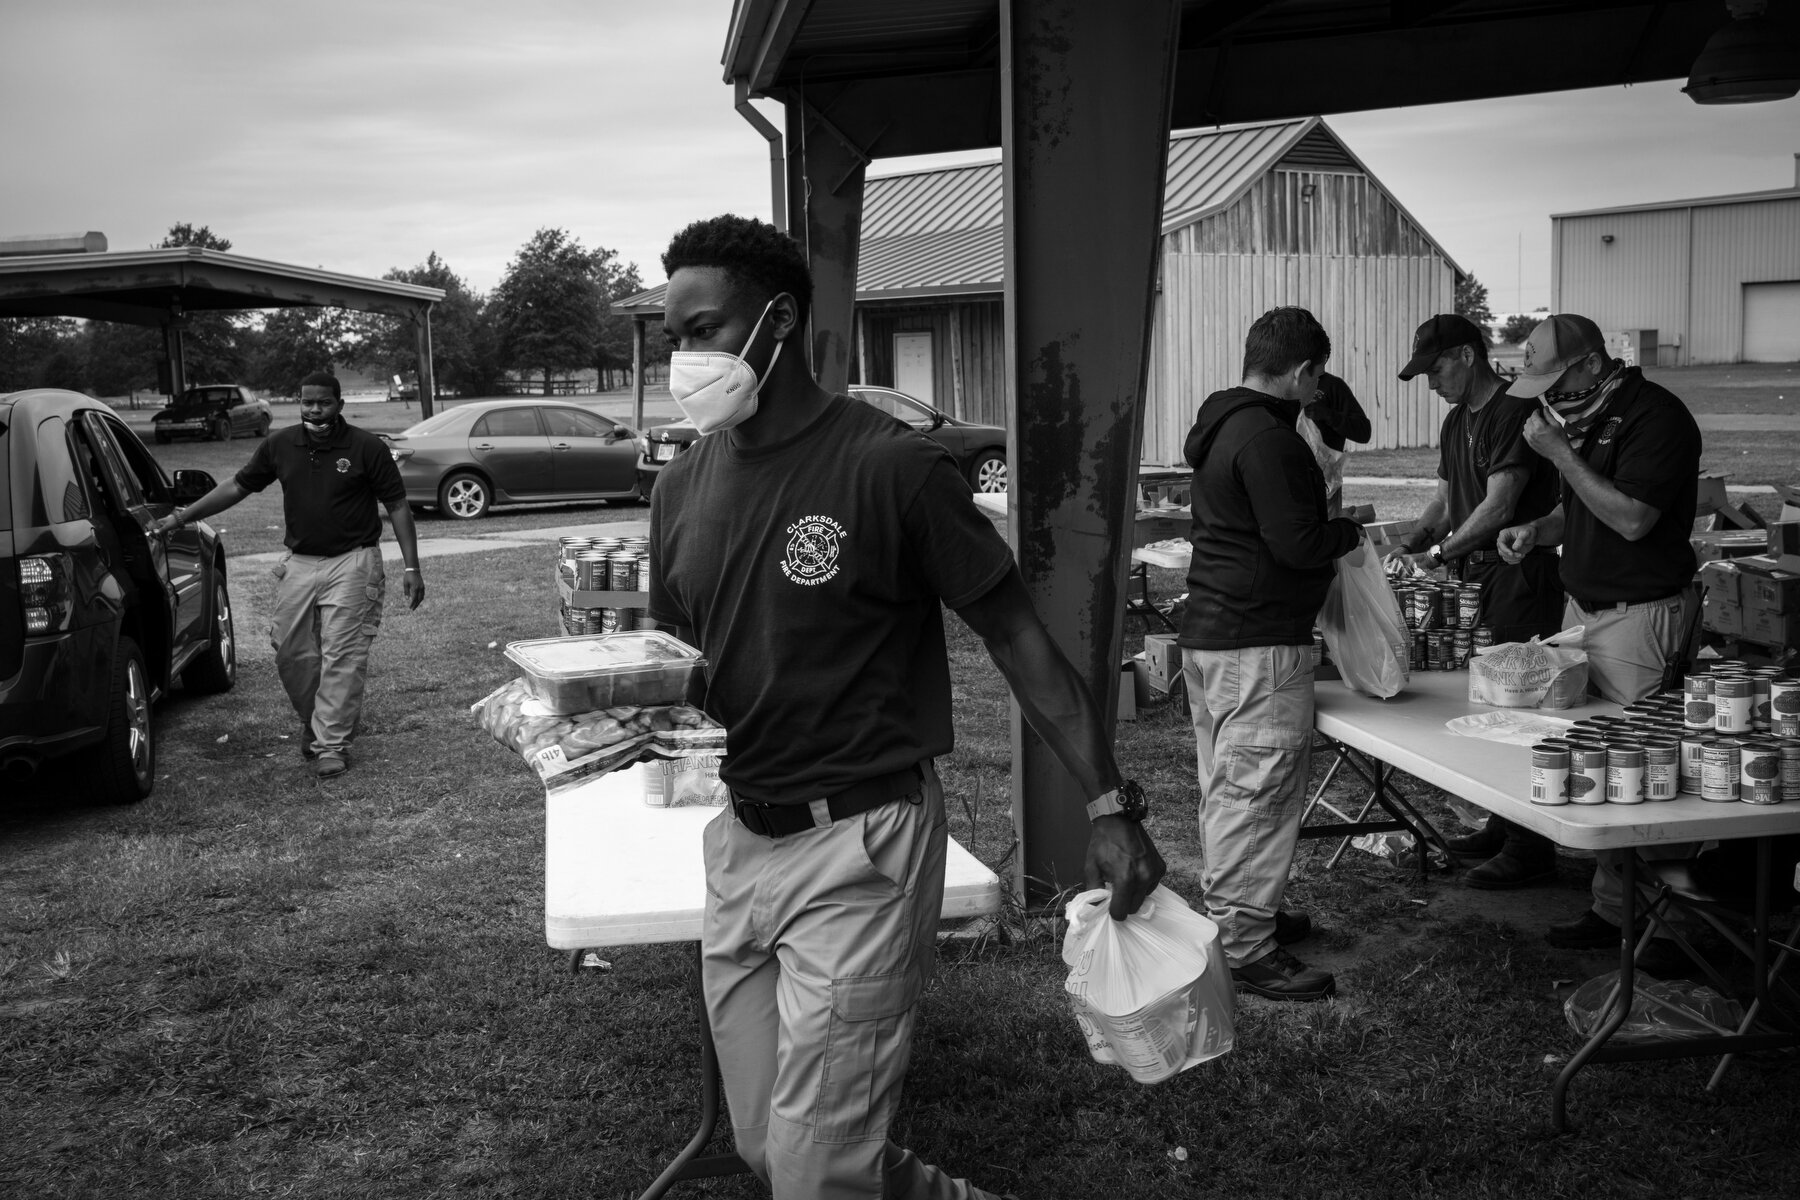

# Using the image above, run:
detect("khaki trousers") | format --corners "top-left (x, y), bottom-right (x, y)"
top-left (1181, 644), bottom-right (1316, 968)
top-left (701, 761), bottom-right (1001, 1200)
top-left (267, 546), bottom-right (386, 755)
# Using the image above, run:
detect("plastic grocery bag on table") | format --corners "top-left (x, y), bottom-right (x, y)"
top-left (1467, 627), bottom-right (1589, 710)
top-left (1061, 885), bottom-right (1234, 1084)
top-left (1317, 546), bottom-right (1410, 699)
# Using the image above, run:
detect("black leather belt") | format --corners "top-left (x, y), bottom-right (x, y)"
top-left (1568, 590), bottom-right (1683, 613)
top-left (729, 765), bottom-right (924, 838)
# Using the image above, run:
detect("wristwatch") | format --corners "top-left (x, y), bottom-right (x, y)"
top-left (1426, 542), bottom-right (1446, 566)
top-left (1086, 779), bottom-right (1148, 823)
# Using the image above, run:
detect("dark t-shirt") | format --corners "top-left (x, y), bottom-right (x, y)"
top-left (236, 420), bottom-right (405, 557)
top-left (1436, 389), bottom-right (1559, 545)
top-left (1559, 369), bottom-right (1700, 605)
top-left (648, 396), bottom-right (1014, 804)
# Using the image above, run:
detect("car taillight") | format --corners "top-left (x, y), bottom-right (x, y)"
top-left (19, 555), bottom-right (74, 635)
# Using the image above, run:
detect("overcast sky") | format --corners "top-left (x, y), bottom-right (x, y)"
top-left (4, 0), bottom-right (1795, 314)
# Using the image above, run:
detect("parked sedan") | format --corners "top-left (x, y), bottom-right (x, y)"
top-left (386, 400), bottom-right (647, 519)
top-left (151, 384), bottom-right (272, 443)
top-left (638, 385), bottom-right (1009, 494)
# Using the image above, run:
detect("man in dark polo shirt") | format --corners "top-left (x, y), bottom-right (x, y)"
top-left (649, 214), bottom-right (1163, 1199)
top-left (1498, 313), bottom-right (1701, 965)
top-left (1390, 314), bottom-right (1564, 888)
top-left (151, 372), bottom-right (423, 778)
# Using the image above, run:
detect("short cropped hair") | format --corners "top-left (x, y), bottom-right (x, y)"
top-left (1242, 307), bottom-right (1331, 380)
top-left (298, 371), bottom-right (341, 399)
top-left (662, 214), bottom-right (813, 328)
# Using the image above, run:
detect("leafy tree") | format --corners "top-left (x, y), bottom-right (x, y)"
top-left (491, 228), bottom-right (623, 393)
top-left (158, 223), bottom-right (246, 383)
top-left (84, 321), bottom-right (162, 397)
top-left (1498, 314), bottom-right (1541, 345)
top-left (248, 308), bottom-right (354, 395)
top-left (0, 317), bottom-right (84, 391)
top-left (594, 260), bottom-right (649, 391)
top-left (356, 252), bottom-right (499, 399)
top-left (1454, 274), bottom-right (1494, 338)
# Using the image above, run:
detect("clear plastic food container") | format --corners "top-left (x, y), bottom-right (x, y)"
top-left (504, 631), bottom-right (705, 714)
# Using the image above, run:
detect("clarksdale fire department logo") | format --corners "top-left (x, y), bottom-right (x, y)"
top-left (1596, 417), bottom-right (1622, 446)
top-left (335, 458), bottom-right (351, 474)
top-left (781, 515), bottom-right (846, 586)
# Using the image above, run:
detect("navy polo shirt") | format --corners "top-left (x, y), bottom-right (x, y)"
top-left (236, 418), bottom-right (406, 557)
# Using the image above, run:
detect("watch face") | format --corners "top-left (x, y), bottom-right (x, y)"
top-left (1120, 780), bottom-right (1149, 821)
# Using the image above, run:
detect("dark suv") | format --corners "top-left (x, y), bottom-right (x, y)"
top-left (2, 389), bottom-right (236, 803)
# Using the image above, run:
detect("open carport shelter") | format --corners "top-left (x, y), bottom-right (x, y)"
top-left (0, 247), bottom-right (445, 415)
top-left (712, 0), bottom-right (1795, 904)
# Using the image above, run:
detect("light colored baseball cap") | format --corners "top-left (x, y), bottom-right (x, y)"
top-left (1509, 313), bottom-right (1606, 399)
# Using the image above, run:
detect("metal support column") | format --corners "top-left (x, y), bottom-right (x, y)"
top-left (1002, 0), bottom-right (1180, 904)
top-left (413, 308), bottom-right (437, 420)
top-left (161, 318), bottom-right (188, 399)
top-left (632, 317), bottom-right (647, 430)
top-left (785, 98), bottom-right (867, 395)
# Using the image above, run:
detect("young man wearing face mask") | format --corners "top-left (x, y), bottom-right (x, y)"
top-left (1497, 313), bottom-right (1702, 967)
top-left (1389, 314), bottom-right (1565, 888)
top-left (648, 215), bottom-right (1164, 1200)
top-left (1179, 306), bottom-right (1368, 1002)
top-left (149, 372), bottom-right (423, 778)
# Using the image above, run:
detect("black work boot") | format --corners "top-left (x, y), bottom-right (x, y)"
top-left (1464, 823), bottom-right (1558, 890)
top-left (1445, 815), bottom-right (1506, 861)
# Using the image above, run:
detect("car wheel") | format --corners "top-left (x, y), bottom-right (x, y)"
top-left (439, 471), bottom-right (491, 519)
top-left (184, 576), bottom-right (237, 694)
top-left (76, 635), bottom-right (154, 805)
top-left (211, 416), bottom-right (232, 442)
top-left (968, 450), bottom-right (1007, 493)
top-left (256, 416), bottom-right (272, 437)
top-left (155, 430), bottom-right (171, 444)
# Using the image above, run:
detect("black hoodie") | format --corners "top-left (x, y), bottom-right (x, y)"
top-left (1179, 386), bottom-right (1362, 650)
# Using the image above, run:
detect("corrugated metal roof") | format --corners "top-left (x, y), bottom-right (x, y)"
top-left (1553, 186), bottom-right (1800, 220)
top-left (612, 116), bottom-right (1457, 310)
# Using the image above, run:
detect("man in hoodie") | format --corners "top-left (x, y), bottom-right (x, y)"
top-left (1179, 306), bottom-right (1367, 1002)
top-left (1498, 312), bottom-right (1701, 969)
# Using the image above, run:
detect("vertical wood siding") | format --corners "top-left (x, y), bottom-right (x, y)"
top-left (858, 298), bottom-right (1007, 423)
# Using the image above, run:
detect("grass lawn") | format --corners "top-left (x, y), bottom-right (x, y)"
top-left (5, 541), bottom-right (1798, 1199)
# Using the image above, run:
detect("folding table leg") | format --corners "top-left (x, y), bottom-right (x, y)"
top-left (1552, 850), bottom-right (1641, 1133)
top-left (638, 943), bottom-right (749, 1200)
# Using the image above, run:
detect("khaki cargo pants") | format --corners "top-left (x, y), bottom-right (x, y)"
top-left (701, 761), bottom-right (1003, 1200)
top-left (268, 546), bottom-right (385, 756)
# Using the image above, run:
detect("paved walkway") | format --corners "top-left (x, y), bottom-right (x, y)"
top-left (232, 519), bottom-right (649, 565)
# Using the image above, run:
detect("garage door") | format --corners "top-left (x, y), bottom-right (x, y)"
top-left (1744, 281), bottom-right (1800, 362)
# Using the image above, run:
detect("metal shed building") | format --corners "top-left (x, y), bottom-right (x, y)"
top-left (1552, 166), bottom-right (1800, 366)
top-left (622, 116), bottom-right (1462, 455)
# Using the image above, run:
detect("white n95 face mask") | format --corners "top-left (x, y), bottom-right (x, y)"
top-left (668, 300), bottom-right (784, 434)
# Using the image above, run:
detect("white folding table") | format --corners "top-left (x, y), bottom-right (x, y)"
top-left (545, 765), bottom-right (1003, 1197)
top-left (1312, 671), bottom-right (1800, 1131)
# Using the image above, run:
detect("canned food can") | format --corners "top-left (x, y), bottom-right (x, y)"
top-left (1457, 585), bottom-right (1481, 630)
top-left (1775, 715), bottom-right (1800, 739)
top-left (1641, 739), bottom-right (1679, 801)
top-left (1569, 746), bottom-right (1608, 804)
top-left (1606, 744), bottom-right (1646, 804)
top-left (1741, 741), bottom-right (1782, 804)
top-left (1780, 738), bottom-right (1800, 802)
top-left (1472, 626), bottom-right (1494, 649)
top-left (1752, 675), bottom-right (1774, 731)
top-left (1410, 631), bottom-right (1427, 672)
top-left (1410, 588), bottom-right (1438, 630)
top-left (616, 608), bottom-right (638, 632)
top-left (588, 538), bottom-right (623, 554)
top-left (1530, 744), bottom-right (1570, 806)
top-left (1440, 582), bottom-right (1463, 629)
top-left (1678, 734), bottom-right (1708, 794)
top-left (575, 551), bottom-right (609, 591)
top-left (1428, 630), bottom-right (1452, 671)
top-left (1770, 677), bottom-right (1800, 724)
top-left (599, 607), bottom-right (621, 633)
top-left (1714, 677), bottom-right (1755, 734)
top-left (608, 551), bottom-right (638, 592)
top-left (1701, 740), bottom-right (1741, 802)
top-left (1398, 586), bottom-right (1417, 630)
top-left (1452, 629), bottom-right (1472, 669)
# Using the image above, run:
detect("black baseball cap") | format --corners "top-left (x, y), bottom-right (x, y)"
top-left (1398, 314), bottom-right (1486, 381)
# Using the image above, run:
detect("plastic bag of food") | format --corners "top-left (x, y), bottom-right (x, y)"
top-left (1061, 886), bottom-right (1234, 1084)
top-left (1318, 547), bottom-right (1410, 699)
top-left (644, 754), bottom-right (728, 808)
top-left (471, 680), bottom-right (725, 792)
top-left (1468, 627), bottom-right (1589, 710)
top-left (1563, 968), bottom-right (1744, 1043)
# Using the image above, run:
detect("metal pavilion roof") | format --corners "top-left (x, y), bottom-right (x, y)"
top-left (615, 115), bottom-right (1460, 313)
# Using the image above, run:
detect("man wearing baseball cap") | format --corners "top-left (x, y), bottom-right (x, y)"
top-left (1391, 313), bottom-right (1565, 887)
top-left (1498, 313), bottom-right (1702, 969)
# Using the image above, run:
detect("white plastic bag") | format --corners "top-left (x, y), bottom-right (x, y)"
top-left (1297, 411), bottom-right (1344, 505)
top-left (1468, 627), bottom-right (1589, 710)
top-left (1061, 885), bottom-right (1235, 1084)
top-left (1317, 549), bottom-right (1410, 699)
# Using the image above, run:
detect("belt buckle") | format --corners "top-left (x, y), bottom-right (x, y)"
top-left (732, 796), bottom-right (768, 837)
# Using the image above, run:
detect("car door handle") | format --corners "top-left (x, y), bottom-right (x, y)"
top-left (475, 442), bottom-right (494, 450)
top-left (552, 442), bottom-right (572, 450)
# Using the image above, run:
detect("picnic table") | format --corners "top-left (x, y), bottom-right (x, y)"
top-left (1310, 670), bottom-right (1800, 1130)
top-left (545, 765), bottom-right (1002, 1198)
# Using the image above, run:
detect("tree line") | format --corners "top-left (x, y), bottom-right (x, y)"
top-left (0, 223), bottom-right (669, 399)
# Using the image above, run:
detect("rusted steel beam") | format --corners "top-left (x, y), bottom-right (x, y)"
top-left (784, 98), bottom-right (867, 394)
top-left (414, 310), bottom-right (437, 420)
top-left (1002, 0), bottom-right (1180, 904)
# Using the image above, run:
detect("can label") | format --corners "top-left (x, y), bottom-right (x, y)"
top-left (1741, 742), bottom-right (1782, 804)
top-left (1606, 746), bottom-right (1645, 804)
top-left (1700, 742), bottom-right (1740, 802)
top-left (608, 552), bottom-right (637, 592)
top-left (1776, 715), bottom-right (1800, 739)
top-left (1530, 745), bottom-right (1570, 806)
top-left (1472, 627), bottom-right (1494, 649)
top-left (1642, 742), bottom-right (1679, 800)
top-left (1780, 739), bottom-right (1800, 801)
top-left (1714, 679), bottom-right (1755, 734)
top-left (1410, 589), bottom-right (1438, 630)
top-left (1457, 586), bottom-right (1481, 630)
top-left (1452, 629), bottom-right (1472, 670)
top-left (1441, 584), bottom-right (1463, 629)
top-left (1770, 678), bottom-right (1800, 723)
top-left (575, 551), bottom-right (608, 590)
top-left (599, 607), bottom-right (620, 633)
top-left (1569, 748), bottom-right (1608, 804)
top-left (1753, 676), bottom-right (1774, 731)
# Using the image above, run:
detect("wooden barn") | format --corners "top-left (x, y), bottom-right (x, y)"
top-left (619, 116), bottom-right (1463, 454)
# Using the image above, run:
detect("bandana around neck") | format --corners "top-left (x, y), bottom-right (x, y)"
top-left (1546, 359), bottom-right (1626, 448)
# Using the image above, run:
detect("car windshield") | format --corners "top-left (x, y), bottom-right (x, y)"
top-left (398, 408), bottom-right (473, 437)
top-left (184, 388), bottom-right (238, 405)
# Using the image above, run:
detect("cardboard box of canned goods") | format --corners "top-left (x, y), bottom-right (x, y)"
top-left (1735, 556), bottom-right (1800, 614)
